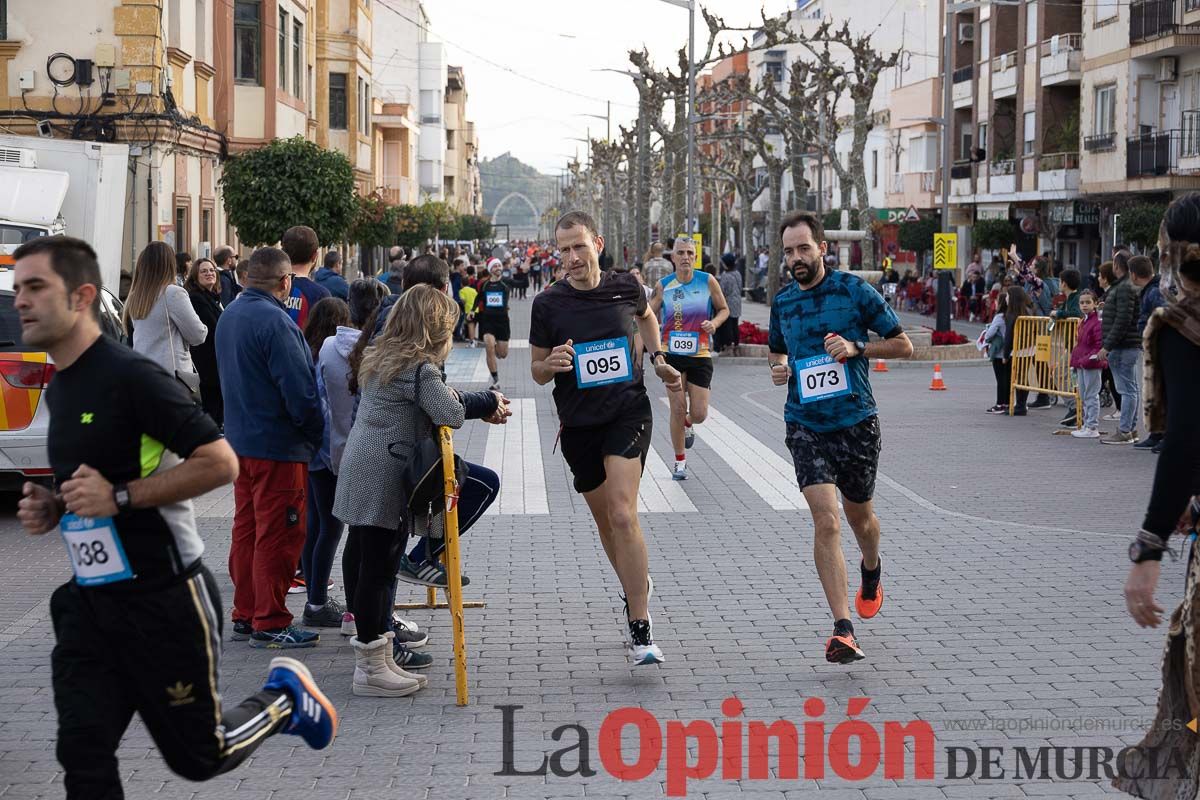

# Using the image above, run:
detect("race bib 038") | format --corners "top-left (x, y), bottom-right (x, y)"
top-left (574, 337), bottom-right (633, 389)
top-left (485, 291), bottom-right (505, 309)
top-left (60, 513), bottom-right (135, 586)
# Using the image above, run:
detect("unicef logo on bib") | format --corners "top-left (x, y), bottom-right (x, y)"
top-left (574, 337), bottom-right (633, 388)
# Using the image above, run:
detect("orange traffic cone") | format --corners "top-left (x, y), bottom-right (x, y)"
top-left (873, 358), bottom-right (889, 373)
top-left (929, 363), bottom-right (947, 391)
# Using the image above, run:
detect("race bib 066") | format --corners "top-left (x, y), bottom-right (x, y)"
top-left (60, 513), bottom-right (134, 586)
top-left (794, 354), bottom-right (851, 404)
top-left (667, 330), bottom-right (700, 356)
top-left (574, 337), bottom-right (633, 388)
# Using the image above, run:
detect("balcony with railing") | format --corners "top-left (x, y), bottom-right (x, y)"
top-left (1182, 111), bottom-right (1200, 160)
top-left (1037, 151), bottom-right (1081, 191)
top-left (950, 161), bottom-right (973, 197)
top-left (1127, 129), bottom-right (1181, 177)
top-left (990, 158), bottom-right (1017, 194)
top-left (1039, 34), bottom-right (1082, 85)
top-left (1084, 131), bottom-right (1118, 152)
top-left (1131, 0), bottom-right (1200, 49)
top-left (992, 51), bottom-right (1018, 98)
top-left (952, 65), bottom-right (974, 109)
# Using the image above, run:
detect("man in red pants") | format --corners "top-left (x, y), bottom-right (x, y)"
top-left (215, 247), bottom-right (324, 647)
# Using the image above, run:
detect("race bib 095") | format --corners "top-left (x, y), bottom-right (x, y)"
top-left (574, 337), bottom-right (633, 388)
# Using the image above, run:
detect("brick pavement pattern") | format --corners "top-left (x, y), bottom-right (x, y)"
top-left (0, 291), bottom-right (1176, 799)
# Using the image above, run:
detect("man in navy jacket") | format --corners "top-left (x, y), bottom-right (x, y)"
top-left (216, 246), bottom-right (324, 649)
top-left (313, 251), bottom-right (350, 300)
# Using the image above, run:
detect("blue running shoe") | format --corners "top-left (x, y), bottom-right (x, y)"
top-left (250, 625), bottom-right (319, 649)
top-left (263, 657), bottom-right (338, 749)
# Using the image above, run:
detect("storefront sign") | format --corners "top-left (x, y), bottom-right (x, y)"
top-left (1049, 201), bottom-right (1100, 226)
top-left (977, 203), bottom-right (1010, 221)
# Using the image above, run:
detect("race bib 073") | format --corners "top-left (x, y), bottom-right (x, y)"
top-left (60, 513), bottom-right (135, 586)
top-left (574, 337), bottom-right (633, 388)
top-left (794, 353), bottom-right (852, 404)
top-left (667, 330), bottom-right (700, 356)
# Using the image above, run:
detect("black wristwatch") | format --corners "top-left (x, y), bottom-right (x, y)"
top-left (1129, 537), bottom-right (1165, 563)
top-left (649, 351), bottom-right (666, 365)
top-left (112, 483), bottom-right (132, 513)
top-left (854, 340), bottom-right (868, 357)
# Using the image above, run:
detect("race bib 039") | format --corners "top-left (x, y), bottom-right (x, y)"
top-left (60, 513), bottom-right (134, 586)
top-left (794, 354), bottom-right (852, 404)
top-left (667, 330), bottom-right (700, 356)
top-left (574, 337), bottom-right (633, 388)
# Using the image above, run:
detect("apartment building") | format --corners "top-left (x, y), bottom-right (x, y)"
top-left (443, 65), bottom-right (481, 215)
top-left (941, 0), bottom-right (1096, 270)
top-left (1, 0), bottom-right (233, 274)
top-left (697, 52), bottom-right (750, 221)
top-left (1080, 0), bottom-right (1200, 253)
top-left (370, 0), bottom-right (426, 205)
top-left (315, 0), bottom-right (373, 193)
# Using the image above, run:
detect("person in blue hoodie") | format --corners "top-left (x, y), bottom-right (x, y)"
top-left (216, 247), bottom-right (324, 649)
top-left (313, 250), bottom-right (350, 300)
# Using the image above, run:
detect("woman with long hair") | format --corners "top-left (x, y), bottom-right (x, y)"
top-left (982, 293), bottom-right (1009, 414)
top-left (1002, 285), bottom-right (1037, 415)
top-left (185, 257), bottom-right (225, 426)
top-left (332, 286), bottom-right (468, 697)
top-left (1114, 193), bottom-right (1200, 798)
top-left (124, 241), bottom-right (208, 390)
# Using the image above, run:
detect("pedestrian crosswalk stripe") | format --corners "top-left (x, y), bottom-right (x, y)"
top-left (638, 448), bottom-right (698, 513)
top-left (659, 399), bottom-right (808, 511)
top-left (483, 398), bottom-right (549, 515)
top-left (508, 339), bottom-right (529, 349)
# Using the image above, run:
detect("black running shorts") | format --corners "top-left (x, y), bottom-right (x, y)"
top-left (559, 397), bottom-right (653, 494)
top-left (664, 354), bottom-right (713, 390)
top-left (785, 415), bottom-right (881, 504)
top-left (478, 317), bottom-right (511, 342)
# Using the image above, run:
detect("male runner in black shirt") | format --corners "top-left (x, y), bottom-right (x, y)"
top-left (475, 257), bottom-right (512, 390)
top-left (13, 236), bottom-right (336, 798)
top-left (530, 212), bottom-right (683, 666)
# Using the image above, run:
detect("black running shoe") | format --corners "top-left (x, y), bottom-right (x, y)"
top-left (825, 631), bottom-right (865, 664)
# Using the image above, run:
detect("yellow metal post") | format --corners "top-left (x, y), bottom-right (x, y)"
top-left (439, 426), bottom-right (469, 707)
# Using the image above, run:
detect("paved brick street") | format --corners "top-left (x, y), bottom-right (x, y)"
top-left (0, 295), bottom-right (1177, 799)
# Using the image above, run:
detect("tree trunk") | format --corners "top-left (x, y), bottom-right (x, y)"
top-left (849, 103), bottom-right (874, 269)
top-left (635, 108), bottom-right (651, 256)
top-left (662, 146), bottom-right (675, 240)
top-left (625, 167), bottom-right (638, 260)
top-left (789, 150), bottom-right (807, 211)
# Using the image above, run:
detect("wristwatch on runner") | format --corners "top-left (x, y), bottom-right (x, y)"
top-left (854, 340), bottom-right (868, 357)
top-left (649, 351), bottom-right (666, 365)
top-left (112, 483), bottom-right (132, 513)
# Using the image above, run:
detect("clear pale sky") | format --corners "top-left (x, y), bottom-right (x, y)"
top-left (424, 0), bottom-right (795, 176)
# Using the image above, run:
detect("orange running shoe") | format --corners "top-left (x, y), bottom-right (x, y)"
top-left (825, 631), bottom-right (865, 664)
top-left (855, 560), bottom-right (883, 619)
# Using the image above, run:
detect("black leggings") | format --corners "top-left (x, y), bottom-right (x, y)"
top-left (1102, 366), bottom-right (1122, 410)
top-left (302, 468), bottom-right (344, 607)
top-left (342, 526), bottom-right (407, 643)
top-left (991, 358), bottom-right (1009, 406)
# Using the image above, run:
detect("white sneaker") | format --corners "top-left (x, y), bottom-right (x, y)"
top-left (628, 619), bottom-right (664, 666)
top-left (1071, 427), bottom-right (1101, 439)
top-left (672, 460), bottom-right (687, 481)
top-left (1103, 412), bottom-right (1121, 421)
top-left (391, 615), bottom-right (420, 634)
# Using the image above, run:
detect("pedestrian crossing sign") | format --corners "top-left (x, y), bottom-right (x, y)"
top-left (933, 233), bottom-right (957, 270)
top-left (691, 233), bottom-right (703, 271)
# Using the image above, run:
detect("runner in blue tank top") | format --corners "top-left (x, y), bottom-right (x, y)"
top-left (767, 211), bottom-right (913, 665)
top-left (649, 235), bottom-right (729, 481)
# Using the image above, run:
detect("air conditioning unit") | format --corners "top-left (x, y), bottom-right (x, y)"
top-left (1158, 56), bottom-right (1178, 83)
top-left (959, 23), bottom-right (975, 43)
top-left (0, 148), bottom-right (37, 169)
